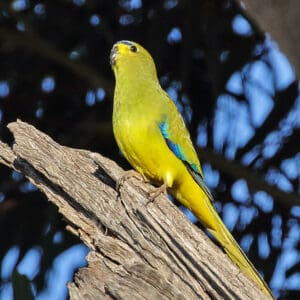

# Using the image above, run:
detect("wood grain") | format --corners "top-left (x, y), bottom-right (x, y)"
top-left (0, 120), bottom-right (269, 299)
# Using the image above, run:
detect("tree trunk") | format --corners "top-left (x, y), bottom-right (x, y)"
top-left (236, 0), bottom-right (300, 79)
top-left (0, 120), bottom-right (268, 300)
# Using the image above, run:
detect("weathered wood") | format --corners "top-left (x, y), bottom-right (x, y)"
top-left (0, 120), bottom-right (268, 299)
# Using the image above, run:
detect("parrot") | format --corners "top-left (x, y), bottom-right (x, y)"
top-left (110, 40), bottom-right (273, 298)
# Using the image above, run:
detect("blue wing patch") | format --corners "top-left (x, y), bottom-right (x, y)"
top-left (159, 119), bottom-right (184, 160)
top-left (159, 119), bottom-right (214, 203)
top-left (166, 139), bottom-right (185, 161)
top-left (159, 120), bottom-right (169, 139)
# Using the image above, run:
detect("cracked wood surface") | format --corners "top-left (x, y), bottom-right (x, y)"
top-left (0, 120), bottom-right (268, 299)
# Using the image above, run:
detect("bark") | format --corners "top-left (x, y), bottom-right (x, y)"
top-left (0, 120), bottom-right (268, 300)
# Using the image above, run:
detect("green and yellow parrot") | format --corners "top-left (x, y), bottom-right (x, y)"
top-left (111, 40), bottom-right (273, 298)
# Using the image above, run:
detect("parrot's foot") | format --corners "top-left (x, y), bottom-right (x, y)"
top-left (148, 182), bottom-right (168, 201)
top-left (117, 169), bottom-right (145, 191)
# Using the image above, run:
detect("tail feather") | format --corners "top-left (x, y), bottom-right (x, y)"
top-left (207, 209), bottom-right (274, 299)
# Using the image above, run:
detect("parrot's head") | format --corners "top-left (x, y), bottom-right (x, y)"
top-left (110, 40), bottom-right (158, 82)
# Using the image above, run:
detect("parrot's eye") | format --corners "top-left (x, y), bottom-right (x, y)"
top-left (130, 45), bottom-right (137, 53)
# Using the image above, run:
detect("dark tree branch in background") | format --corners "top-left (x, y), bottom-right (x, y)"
top-left (235, 81), bottom-right (298, 161)
top-left (0, 28), bottom-right (112, 92)
top-left (236, 0), bottom-right (300, 79)
top-left (0, 120), bottom-right (268, 300)
top-left (197, 147), bottom-right (300, 208)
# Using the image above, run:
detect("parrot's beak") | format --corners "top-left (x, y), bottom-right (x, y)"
top-left (110, 45), bottom-right (118, 66)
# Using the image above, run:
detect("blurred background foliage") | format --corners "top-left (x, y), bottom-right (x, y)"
top-left (0, 0), bottom-right (299, 299)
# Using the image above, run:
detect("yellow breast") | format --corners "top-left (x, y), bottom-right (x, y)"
top-left (113, 112), bottom-right (183, 188)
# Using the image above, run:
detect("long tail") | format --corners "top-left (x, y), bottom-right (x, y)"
top-left (171, 167), bottom-right (274, 297)
top-left (206, 208), bottom-right (274, 298)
